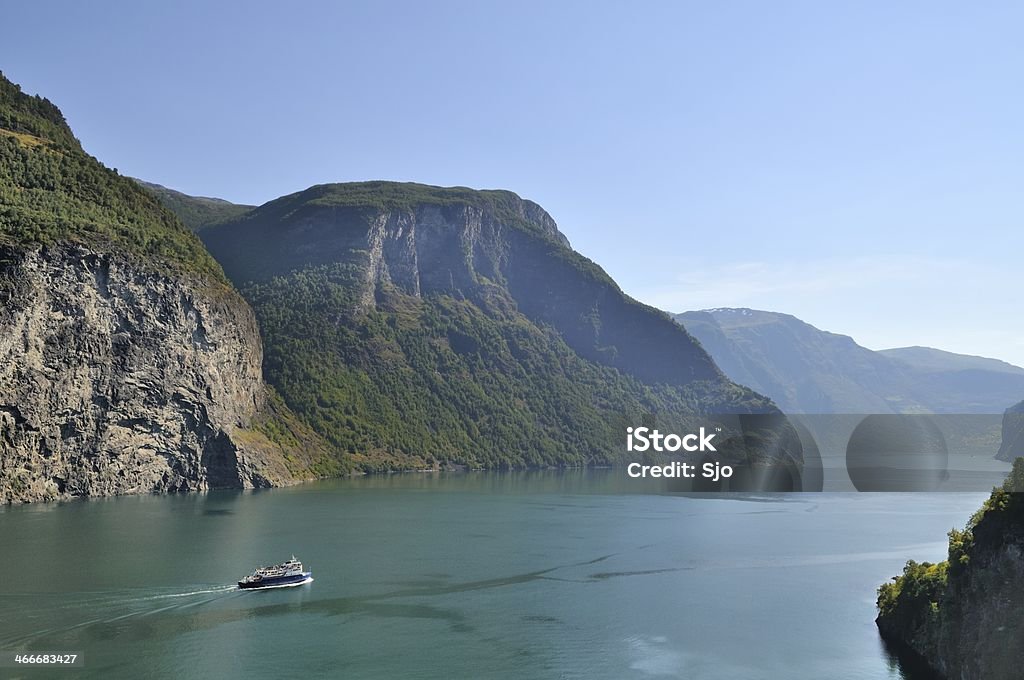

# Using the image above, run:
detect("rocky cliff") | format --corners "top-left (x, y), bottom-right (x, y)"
top-left (996, 400), bottom-right (1024, 462)
top-left (198, 182), bottom-right (786, 471)
top-left (876, 460), bottom-right (1024, 679)
top-left (0, 244), bottom-right (324, 502)
top-left (0, 72), bottom-right (331, 502)
top-left (203, 183), bottom-right (722, 387)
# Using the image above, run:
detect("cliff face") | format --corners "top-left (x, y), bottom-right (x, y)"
top-left (198, 182), bottom-right (780, 470)
top-left (203, 185), bottom-right (721, 387)
top-left (996, 401), bottom-right (1024, 462)
top-left (0, 72), bottom-right (332, 502)
top-left (0, 243), bottom-right (324, 502)
top-left (876, 463), bottom-right (1024, 679)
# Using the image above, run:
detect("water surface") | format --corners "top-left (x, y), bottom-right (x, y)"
top-left (0, 472), bottom-right (980, 679)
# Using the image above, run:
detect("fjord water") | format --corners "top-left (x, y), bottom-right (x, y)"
top-left (0, 473), bottom-right (979, 679)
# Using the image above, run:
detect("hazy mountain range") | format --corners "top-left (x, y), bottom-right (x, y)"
top-left (675, 308), bottom-right (1024, 415)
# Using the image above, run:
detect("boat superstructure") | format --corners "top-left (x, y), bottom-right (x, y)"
top-left (238, 556), bottom-right (313, 590)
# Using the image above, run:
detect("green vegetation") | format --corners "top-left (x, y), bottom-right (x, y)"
top-left (244, 264), bottom-right (744, 470)
top-left (0, 72), bottom-right (226, 282)
top-left (0, 74), bottom-right (79, 149)
top-left (1, 72), bottom-right (330, 484)
top-left (877, 457), bottom-right (1024, 624)
top-left (235, 388), bottom-right (345, 478)
top-left (228, 181), bottom-right (574, 253)
top-left (192, 181), bottom-right (770, 472)
top-left (265, 181), bottom-right (546, 217)
top-left (136, 180), bottom-right (254, 231)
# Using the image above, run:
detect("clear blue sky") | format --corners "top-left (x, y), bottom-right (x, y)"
top-left (4, 1), bottom-right (1023, 365)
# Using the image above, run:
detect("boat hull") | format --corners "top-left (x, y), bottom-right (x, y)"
top-left (238, 572), bottom-right (313, 590)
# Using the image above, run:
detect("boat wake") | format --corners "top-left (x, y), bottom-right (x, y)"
top-left (138, 584), bottom-right (240, 601)
top-left (0, 584), bottom-right (243, 648)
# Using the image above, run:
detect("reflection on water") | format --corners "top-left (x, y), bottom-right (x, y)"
top-left (881, 637), bottom-right (943, 680)
top-left (0, 472), bottom-right (984, 679)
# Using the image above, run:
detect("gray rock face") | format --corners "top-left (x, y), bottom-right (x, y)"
top-left (931, 541), bottom-right (1024, 680)
top-left (202, 191), bottom-right (723, 387)
top-left (996, 401), bottom-right (1024, 462)
top-left (876, 510), bottom-right (1024, 680)
top-left (0, 243), bottom-right (306, 502)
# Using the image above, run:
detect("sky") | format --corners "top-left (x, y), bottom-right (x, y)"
top-left (4, 1), bottom-right (1023, 365)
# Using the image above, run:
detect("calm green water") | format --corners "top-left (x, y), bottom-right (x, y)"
top-left (0, 472), bottom-right (983, 679)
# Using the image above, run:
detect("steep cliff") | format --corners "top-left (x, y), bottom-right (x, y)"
top-left (876, 459), bottom-right (1024, 679)
top-left (0, 72), bottom-right (332, 502)
top-left (200, 182), bottom-right (784, 470)
top-left (996, 401), bottom-right (1024, 462)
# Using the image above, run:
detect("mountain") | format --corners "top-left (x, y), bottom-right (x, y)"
top-left (876, 459), bottom-right (1024, 679)
top-left (675, 308), bottom-right (1024, 415)
top-left (198, 182), bottom-right (784, 471)
top-left (879, 346), bottom-right (1024, 376)
top-left (0, 72), bottom-right (334, 502)
top-left (135, 180), bottom-right (253, 231)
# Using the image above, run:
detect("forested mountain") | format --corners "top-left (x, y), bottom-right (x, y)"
top-left (0, 72), bottom-right (333, 502)
top-left (198, 182), bottom-right (783, 471)
top-left (879, 346), bottom-right (1024, 376)
top-left (136, 180), bottom-right (253, 231)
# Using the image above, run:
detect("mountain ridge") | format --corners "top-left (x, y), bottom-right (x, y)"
top-left (196, 182), bottom-right (783, 471)
top-left (675, 307), bottom-right (1024, 415)
top-left (135, 180), bottom-right (254, 231)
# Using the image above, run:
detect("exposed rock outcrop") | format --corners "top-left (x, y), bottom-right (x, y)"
top-left (876, 460), bottom-right (1024, 679)
top-left (196, 182), bottom-right (795, 472)
top-left (996, 400), bottom-right (1024, 462)
top-left (0, 243), bottom-right (325, 502)
top-left (203, 185), bottom-right (723, 387)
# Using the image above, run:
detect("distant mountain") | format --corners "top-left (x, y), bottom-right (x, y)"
top-left (879, 346), bottom-right (1024, 376)
top-left (675, 308), bottom-right (1024, 415)
top-left (135, 180), bottom-right (253, 230)
top-left (195, 182), bottom-right (787, 471)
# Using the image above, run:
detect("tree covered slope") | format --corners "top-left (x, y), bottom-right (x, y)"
top-left (135, 179), bottom-right (254, 231)
top-left (199, 182), bottom-right (779, 471)
top-left (0, 73), bottom-right (225, 282)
